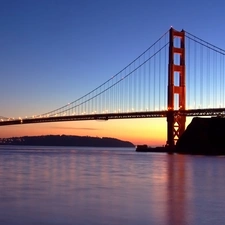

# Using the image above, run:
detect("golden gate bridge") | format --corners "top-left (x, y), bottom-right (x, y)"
top-left (1, 27), bottom-right (225, 148)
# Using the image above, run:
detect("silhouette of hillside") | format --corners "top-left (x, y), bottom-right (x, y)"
top-left (0, 135), bottom-right (134, 147)
top-left (176, 117), bottom-right (225, 155)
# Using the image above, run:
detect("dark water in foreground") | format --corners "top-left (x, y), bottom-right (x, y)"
top-left (0, 146), bottom-right (225, 225)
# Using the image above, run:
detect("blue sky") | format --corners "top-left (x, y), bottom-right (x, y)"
top-left (0, 0), bottom-right (225, 144)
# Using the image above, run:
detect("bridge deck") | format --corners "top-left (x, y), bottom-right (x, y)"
top-left (1, 108), bottom-right (225, 126)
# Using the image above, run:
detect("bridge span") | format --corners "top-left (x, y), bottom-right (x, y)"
top-left (1, 108), bottom-right (225, 126)
top-left (1, 27), bottom-right (225, 147)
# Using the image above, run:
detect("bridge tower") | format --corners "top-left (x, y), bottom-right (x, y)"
top-left (166, 27), bottom-right (186, 149)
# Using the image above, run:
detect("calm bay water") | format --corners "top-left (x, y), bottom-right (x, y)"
top-left (0, 146), bottom-right (225, 225)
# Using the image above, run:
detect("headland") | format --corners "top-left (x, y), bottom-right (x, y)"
top-left (136, 117), bottom-right (225, 155)
top-left (0, 135), bottom-right (134, 148)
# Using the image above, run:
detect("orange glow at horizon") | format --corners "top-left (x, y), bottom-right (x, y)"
top-left (0, 117), bottom-right (193, 146)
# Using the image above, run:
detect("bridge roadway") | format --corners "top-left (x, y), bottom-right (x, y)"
top-left (0, 108), bottom-right (225, 126)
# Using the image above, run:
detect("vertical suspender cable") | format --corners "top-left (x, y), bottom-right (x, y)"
top-left (99, 85), bottom-right (101, 113)
top-left (104, 82), bottom-right (106, 113)
top-left (121, 70), bottom-right (123, 112)
top-left (209, 49), bottom-right (211, 108)
top-left (143, 51), bottom-right (146, 110)
top-left (130, 63), bottom-right (132, 111)
top-left (221, 55), bottom-right (222, 107)
top-left (139, 57), bottom-right (141, 111)
top-left (200, 44), bottom-right (203, 108)
top-left (153, 45), bottom-right (156, 110)
top-left (212, 50), bottom-right (214, 108)
top-left (134, 61), bottom-right (136, 112)
top-left (159, 40), bottom-right (161, 110)
top-left (223, 55), bottom-right (224, 107)
top-left (207, 45), bottom-right (210, 108)
top-left (112, 77), bottom-right (114, 112)
top-left (117, 73), bottom-right (119, 112)
top-left (128, 62), bottom-right (130, 112)
top-left (214, 50), bottom-right (217, 108)
top-left (139, 56), bottom-right (141, 111)
top-left (194, 39), bottom-right (197, 108)
top-left (149, 48), bottom-right (151, 110)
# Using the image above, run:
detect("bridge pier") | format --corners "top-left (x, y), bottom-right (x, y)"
top-left (166, 27), bottom-right (186, 149)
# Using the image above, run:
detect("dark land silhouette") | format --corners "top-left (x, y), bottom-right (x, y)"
top-left (0, 135), bottom-right (134, 148)
top-left (136, 144), bottom-right (166, 153)
top-left (176, 117), bottom-right (225, 155)
top-left (136, 117), bottom-right (225, 155)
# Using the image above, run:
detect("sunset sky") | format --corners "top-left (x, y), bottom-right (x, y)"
top-left (0, 0), bottom-right (225, 146)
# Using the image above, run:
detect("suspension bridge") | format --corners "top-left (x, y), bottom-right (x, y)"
top-left (1, 27), bottom-right (225, 148)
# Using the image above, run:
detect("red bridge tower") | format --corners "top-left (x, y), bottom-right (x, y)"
top-left (167, 28), bottom-right (186, 148)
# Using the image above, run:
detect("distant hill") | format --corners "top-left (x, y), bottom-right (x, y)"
top-left (0, 135), bottom-right (134, 148)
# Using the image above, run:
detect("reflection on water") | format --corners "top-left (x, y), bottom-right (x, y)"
top-left (0, 146), bottom-right (225, 225)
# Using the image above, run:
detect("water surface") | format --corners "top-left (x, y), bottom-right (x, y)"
top-left (0, 146), bottom-right (224, 225)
